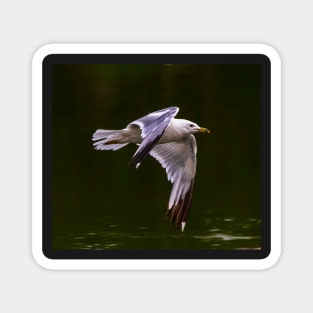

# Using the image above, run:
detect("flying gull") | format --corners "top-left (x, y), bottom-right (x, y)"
top-left (92, 107), bottom-right (210, 231)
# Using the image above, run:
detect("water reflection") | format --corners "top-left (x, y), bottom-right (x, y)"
top-left (53, 215), bottom-right (260, 251)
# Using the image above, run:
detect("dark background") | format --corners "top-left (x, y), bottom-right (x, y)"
top-left (51, 62), bottom-right (261, 251)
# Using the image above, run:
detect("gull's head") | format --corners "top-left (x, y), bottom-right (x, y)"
top-left (179, 119), bottom-right (210, 135)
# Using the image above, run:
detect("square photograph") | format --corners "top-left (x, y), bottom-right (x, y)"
top-left (36, 49), bottom-right (274, 265)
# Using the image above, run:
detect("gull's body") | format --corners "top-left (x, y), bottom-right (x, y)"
top-left (92, 107), bottom-right (209, 231)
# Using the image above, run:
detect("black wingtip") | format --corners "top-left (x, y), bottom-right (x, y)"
top-left (166, 180), bottom-right (194, 232)
top-left (128, 156), bottom-right (142, 169)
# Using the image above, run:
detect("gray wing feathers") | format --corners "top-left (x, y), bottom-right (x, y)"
top-left (129, 107), bottom-right (179, 168)
top-left (149, 135), bottom-right (197, 231)
top-left (129, 107), bottom-right (179, 138)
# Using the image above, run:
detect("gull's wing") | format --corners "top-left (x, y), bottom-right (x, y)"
top-left (149, 135), bottom-right (197, 231)
top-left (128, 107), bottom-right (179, 168)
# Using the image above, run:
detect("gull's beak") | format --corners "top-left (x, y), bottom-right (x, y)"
top-left (198, 127), bottom-right (211, 134)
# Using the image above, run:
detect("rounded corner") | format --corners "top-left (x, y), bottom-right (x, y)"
top-left (32, 247), bottom-right (56, 270)
top-left (257, 43), bottom-right (282, 66)
top-left (257, 247), bottom-right (282, 270)
top-left (32, 43), bottom-right (58, 66)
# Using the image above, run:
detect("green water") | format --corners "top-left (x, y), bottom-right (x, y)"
top-left (53, 215), bottom-right (261, 251)
top-left (52, 63), bottom-right (261, 251)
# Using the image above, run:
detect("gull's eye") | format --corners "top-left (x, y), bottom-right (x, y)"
top-left (189, 124), bottom-right (194, 127)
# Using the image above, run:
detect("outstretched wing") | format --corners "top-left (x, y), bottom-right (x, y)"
top-left (149, 135), bottom-right (197, 231)
top-left (128, 107), bottom-right (179, 168)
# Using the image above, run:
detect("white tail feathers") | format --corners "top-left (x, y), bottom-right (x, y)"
top-left (92, 129), bottom-right (128, 151)
top-left (92, 129), bottom-right (120, 141)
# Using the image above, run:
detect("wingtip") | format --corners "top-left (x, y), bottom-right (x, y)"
top-left (128, 156), bottom-right (140, 169)
top-left (128, 161), bottom-right (140, 169)
top-left (167, 206), bottom-right (187, 232)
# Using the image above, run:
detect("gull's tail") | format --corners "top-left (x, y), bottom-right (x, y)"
top-left (92, 129), bottom-right (128, 151)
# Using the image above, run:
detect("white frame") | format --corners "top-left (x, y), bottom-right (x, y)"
top-left (32, 44), bottom-right (281, 270)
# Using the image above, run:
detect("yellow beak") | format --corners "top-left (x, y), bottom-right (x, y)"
top-left (198, 127), bottom-right (211, 134)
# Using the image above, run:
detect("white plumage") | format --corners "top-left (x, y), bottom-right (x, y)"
top-left (92, 107), bottom-right (210, 231)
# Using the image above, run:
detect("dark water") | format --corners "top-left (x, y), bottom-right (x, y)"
top-left (53, 215), bottom-right (261, 251)
top-left (52, 63), bottom-right (261, 251)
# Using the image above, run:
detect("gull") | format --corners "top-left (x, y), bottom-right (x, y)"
top-left (92, 107), bottom-right (210, 231)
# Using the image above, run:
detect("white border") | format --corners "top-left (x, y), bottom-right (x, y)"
top-left (32, 44), bottom-right (281, 270)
